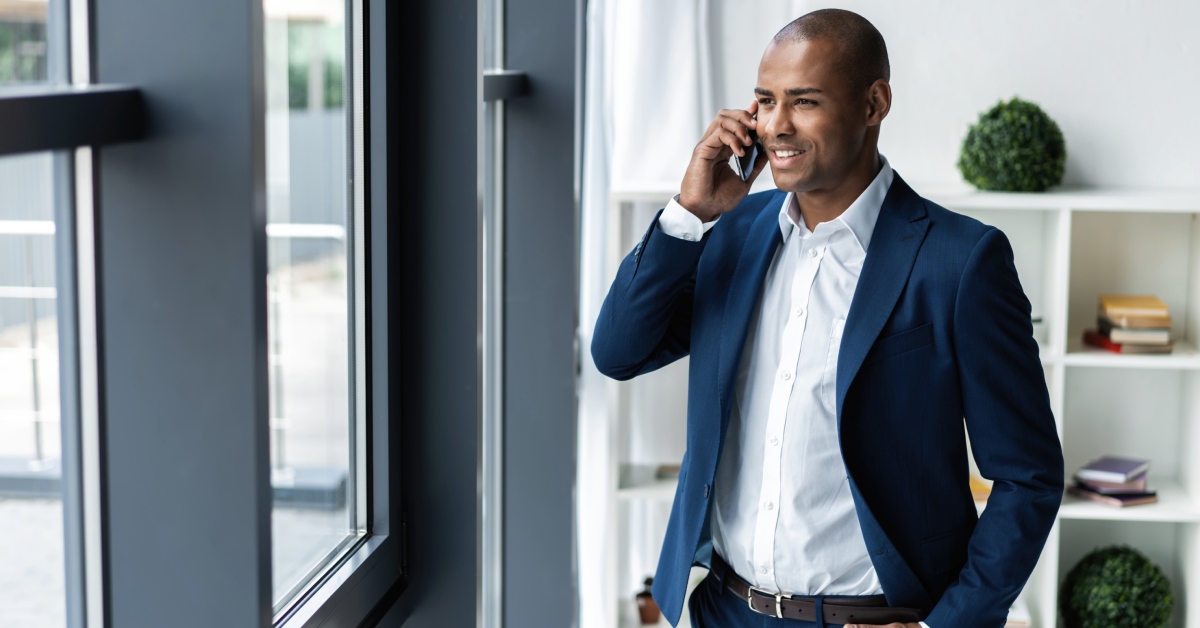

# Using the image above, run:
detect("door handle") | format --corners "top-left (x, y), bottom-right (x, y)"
top-left (482, 70), bottom-right (529, 102)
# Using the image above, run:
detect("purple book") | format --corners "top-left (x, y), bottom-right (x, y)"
top-left (1076, 472), bottom-right (1149, 494)
top-left (1068, 484), bottom-right (1159, 508)
top-left (1076, 456), bottom-right (1151, 484)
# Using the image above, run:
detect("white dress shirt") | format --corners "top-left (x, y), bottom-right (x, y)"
top-left (661, 158), bottom-right (930, 622)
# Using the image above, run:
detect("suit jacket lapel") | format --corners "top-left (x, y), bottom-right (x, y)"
top-left (836, 175), bottom-right (930, 423)
top-left (717, 193), bottom-right (786, 422)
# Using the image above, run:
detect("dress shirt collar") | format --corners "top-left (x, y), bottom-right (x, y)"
top-left (777, 154), bottom-right (894, 253)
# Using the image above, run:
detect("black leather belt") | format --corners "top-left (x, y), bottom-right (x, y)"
top-left (713, 553), bottom-right (925, 624)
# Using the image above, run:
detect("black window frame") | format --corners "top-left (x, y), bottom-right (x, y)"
top-left (0, 0), bottom-right (405, 624)
top-left (1, 0), bottom-right (584, 623)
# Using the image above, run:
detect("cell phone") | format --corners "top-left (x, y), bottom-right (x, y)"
top-left (730, 129), bottom-right (762, 182)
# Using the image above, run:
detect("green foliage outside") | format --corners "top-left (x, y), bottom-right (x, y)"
top-left (0, 21), bottom-right (49, 84)
top-left (958, 97), bottom-right (1065, 192)
top-left (286, 21), bottom-right (345, 110)
top-left (1060, 545), bottom-right (1173, 628)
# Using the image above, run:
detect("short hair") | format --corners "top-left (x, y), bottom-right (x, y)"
top-left (773, 9), bottom-right (890, 92)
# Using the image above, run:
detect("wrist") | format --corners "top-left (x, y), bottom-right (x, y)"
top-left (676, 194), bottom-right (718, 223)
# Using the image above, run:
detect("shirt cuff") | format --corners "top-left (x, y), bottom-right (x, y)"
top-left (920, 622), bottom-right (930, 628)
top-left (658, 195), bottom-right (719, 242)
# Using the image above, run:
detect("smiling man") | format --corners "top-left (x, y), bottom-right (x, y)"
top-left (591, 8), bottom-right (1064, 628)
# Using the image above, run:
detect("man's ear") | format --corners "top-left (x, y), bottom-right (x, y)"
top-left (865, 79), bottom-right (891, 126)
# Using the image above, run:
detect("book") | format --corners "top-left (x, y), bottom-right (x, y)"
top-left (1068, 483), bottom-right (1158, 507)
top-left (654, 464), bottom-right (680, 479)
top-left (970, 474), bottom-right (992, 501)
top-left (1083, 329), bottom-right (1173, 354)
top-left (1098, 312), bottom-right (1173, 329)
top-left (1098, 294), bottom-right (1169, 318)
top-left (1071, 480), bottom-right (1155, 499)
top-left (1077, 455), bottom-right (1151, 483)
top-left (1097, 320), bottom-right (1171, 345)
top-left (1074, 472), bottom-right (1148, 494)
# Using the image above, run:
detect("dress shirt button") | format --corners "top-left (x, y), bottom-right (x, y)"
top-left (682, 233), bottom-right (695, 241)
top-left (781, 370), bottom-right (791, 381)
top-left (808, 248), bottom-right (818, 258)
top-left (759, 566), bottom-right (768, 575)
top-left (794, 307), bottom-right (804, 318)
top-left (770, 436), bottom-right (779, 446)
top-left (764, 501), bottom-right (774, 511)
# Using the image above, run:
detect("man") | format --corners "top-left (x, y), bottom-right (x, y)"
top-left (591, 9), bottom-right (1063, 628)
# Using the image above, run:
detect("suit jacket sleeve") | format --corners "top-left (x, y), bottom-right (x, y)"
top-left (925, 228), bottom-right (1065, 626)
top-left (591, 210), bottom-right (707, 381)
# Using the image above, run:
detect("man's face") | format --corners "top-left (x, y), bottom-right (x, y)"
top-left (755, 38), bottom-right (870, 194)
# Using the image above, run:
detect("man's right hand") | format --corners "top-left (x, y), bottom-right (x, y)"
top-left (677, 100), bottom-right (768, 222)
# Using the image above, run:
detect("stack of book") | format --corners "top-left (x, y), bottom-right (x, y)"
top-left (1082, 294), bottom-right (1173, 354)
top-left (1068, 455), bottom-right (1158, 507)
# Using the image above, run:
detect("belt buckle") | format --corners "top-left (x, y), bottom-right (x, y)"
top-left (747, 586), bottom-right (790, 619)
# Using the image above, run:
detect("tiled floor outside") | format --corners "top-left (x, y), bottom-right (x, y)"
top-left (0, 255), bottom-right (353, 627)
top-left (0, 499), bottom-right (348, 627)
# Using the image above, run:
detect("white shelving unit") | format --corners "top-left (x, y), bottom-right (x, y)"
top-left (595, 185), bottom-right (1200, 627)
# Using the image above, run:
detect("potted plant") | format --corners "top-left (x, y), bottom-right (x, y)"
top-left (1060, 545), bottom-right (1173, 628)
top-left (958, 97), bottom-right (1066, 192)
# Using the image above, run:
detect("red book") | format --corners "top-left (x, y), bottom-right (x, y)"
top-left (1082, 329), bottom-right (1172, 355)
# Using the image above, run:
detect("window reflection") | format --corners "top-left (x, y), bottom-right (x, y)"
top-left (0, 153), bottom-right (65, 627)
top-left (0, 2), bottom-right (67, 624)
top-left (264, 0), bottom-right (359, 608)
top-left (0, 0), bottom-right (49, 85)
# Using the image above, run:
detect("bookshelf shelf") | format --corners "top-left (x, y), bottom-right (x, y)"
top-left (627, 481), bottom-right (1200, 521)
top-left (612, 184), bottom-right (1200, 214)
top-left (924, 186), bottom-right (1200, 213)
top-left (1063, 339), bottom-right (1200, 369)
top-left (617, 477), bottom-right (678, 501)
top-left (593, 186), bottom-right (1200, 628)
top-left (1036, 340), bottom-right (1058, 366)
top-left (1060, 481), bottom-right (1200, 523)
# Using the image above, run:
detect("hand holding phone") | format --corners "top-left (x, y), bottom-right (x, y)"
top-left (730, 128), bottom-right (762, 182)
top-left (678, 101), bottom-right (766, 222)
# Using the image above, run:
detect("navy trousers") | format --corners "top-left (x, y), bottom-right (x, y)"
top-left (687, 562), bottom-right (891, 628)
top-left (687, 571), bottom-right (821, 628)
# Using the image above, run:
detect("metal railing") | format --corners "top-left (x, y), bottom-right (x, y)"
top-left (0, 218), bottom-right (345, 475)
top-left (0, 219), bottom-right (56, 467)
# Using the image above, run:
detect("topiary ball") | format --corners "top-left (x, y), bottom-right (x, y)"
top-left (957, 97), bottom-right (1066, 192)
top-left (1060, 545), bottom-right (1173, 628)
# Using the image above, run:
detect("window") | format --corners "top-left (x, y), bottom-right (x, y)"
top-left (0, 0), bottom-right (588, 622)
top-left (0, 0), bottom-right (75, 624)
top-left (0, 150), bottom-right (69, 627)
top-left (263, 0), bottom-right (368, 613)
top-left (1, 0), bottom-right (395, 621)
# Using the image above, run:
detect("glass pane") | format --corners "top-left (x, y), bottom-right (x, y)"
top-left (0, 0), bottom-right (51, 85)
top-left (264, 0), bottom-right (360, 609)
top-left (0, 152), bottom-right (67, 627)
top-left (0, 1), bottom-right (70, 624)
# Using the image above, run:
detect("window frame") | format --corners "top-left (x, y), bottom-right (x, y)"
top-left (2, 0), bottom-right (586, 623)
top-left (0, 0), bottom-right (406, 624)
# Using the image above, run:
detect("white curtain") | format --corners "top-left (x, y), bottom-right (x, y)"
top-left (577, 2), bottom-right (807, 626)
top-left (577, 2), bottom-right (714, 624)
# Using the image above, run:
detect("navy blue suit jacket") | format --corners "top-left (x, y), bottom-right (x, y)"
top-left (591, 174), bottom-right (1064, 626)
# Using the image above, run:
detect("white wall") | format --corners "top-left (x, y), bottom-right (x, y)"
top-left (580, 5), bottom-right (1200, 623)
top-left (643, 0), bottom-right (1200, 190)
top-left (594, 0), bottom-right (1200, 497)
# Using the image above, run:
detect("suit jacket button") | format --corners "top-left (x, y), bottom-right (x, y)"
top-left (703, 484), bottom-right (710, 498)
